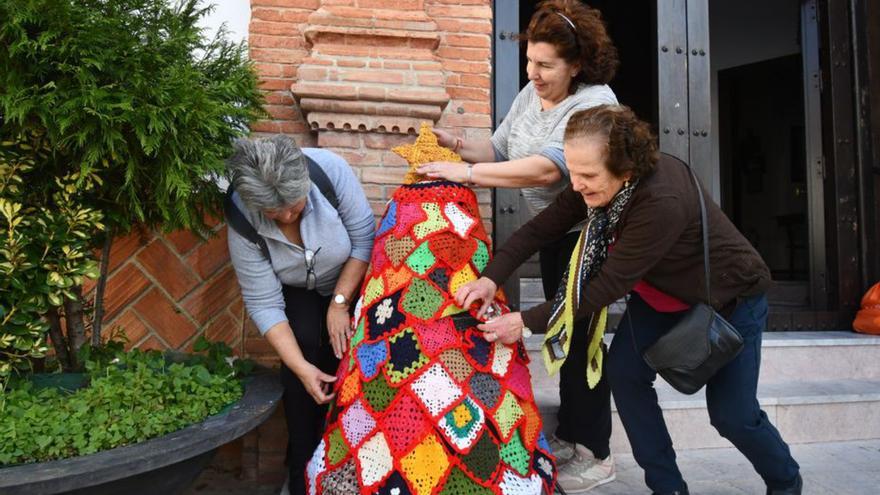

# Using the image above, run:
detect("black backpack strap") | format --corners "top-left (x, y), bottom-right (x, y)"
top-left (305, 154), bottom-right (339, 210)
top-left (224, 185), bottom-right (272, 263)
top-left (223, 153), bottom-right (339, 263)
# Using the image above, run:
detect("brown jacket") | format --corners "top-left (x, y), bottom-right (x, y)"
top-left (483, 153), bottom-right (772, 332)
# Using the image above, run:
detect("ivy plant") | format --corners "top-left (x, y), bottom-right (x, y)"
top-left (0, 340), bottom-right (247, 465)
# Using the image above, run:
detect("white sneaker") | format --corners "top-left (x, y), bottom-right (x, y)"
top-left (279, 474), bottom-right (290, 495)
top-left (555, 444), bottom-right (616, 493)
top-left (548, 434), bottom-right (576, 466)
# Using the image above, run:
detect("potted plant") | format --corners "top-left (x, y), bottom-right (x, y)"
top-left (0, 0), bottom-right (277, 492)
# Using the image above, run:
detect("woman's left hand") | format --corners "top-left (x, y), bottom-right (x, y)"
top-left (416, 161), bottom-right (468, 183)
top-left (326, 305), bottom-right (352, 359)
top-left (478, 312), bottom-right (525, 345)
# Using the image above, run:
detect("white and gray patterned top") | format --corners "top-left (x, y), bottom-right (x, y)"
top-left (491, 81), bottom-right (618, 223)
top-left (227, 148), bottom-right (375, 335)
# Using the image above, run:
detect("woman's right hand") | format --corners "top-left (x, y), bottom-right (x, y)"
top-left (433, 128), bottom-right (459, 150)
top-left (295, 361), bottom-right (337, 404)
top-left (455, 276), bottom-right (498, 320)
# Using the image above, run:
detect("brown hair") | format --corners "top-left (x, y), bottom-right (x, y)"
top-left (522, 0), bottom-right (619, 89)
top-left (564, 104), bottom-right (659, 179)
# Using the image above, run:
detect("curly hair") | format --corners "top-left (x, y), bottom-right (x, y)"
top-left (564, 104), bottom-right (659, 179)
top-left (522, 0), bottom-right (619, 89)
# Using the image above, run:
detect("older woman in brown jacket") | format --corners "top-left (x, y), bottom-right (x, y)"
top-left (456, 105), bottom-right (802, 495)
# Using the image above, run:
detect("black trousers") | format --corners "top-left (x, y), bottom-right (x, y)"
top-left (279, 285), bottom-right (338, 495)
top-left (539, 231), bottom-right (612, 459)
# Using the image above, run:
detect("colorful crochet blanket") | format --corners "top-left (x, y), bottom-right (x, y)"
top-left (306, 181), bottom-right (557, 495)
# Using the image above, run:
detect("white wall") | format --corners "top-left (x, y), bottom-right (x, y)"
top-left (198, 0), bottom-right (250, 44)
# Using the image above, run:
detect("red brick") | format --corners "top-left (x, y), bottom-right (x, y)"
top-left (106, 230), bottom-right (150, 274)
top-left (106, 309), bottom-right (150, 349)
top-left (258, 78), bottom-right (295, 91)
top-left (361, 166), bottom-right (408, 184)
top-left (187, 228), bottom-right (231, 280)
top-left (134, 288), bottom-right (197, 349)
top-left (459, 101), bottom-right (491, 114)
top-left (359, 0), bottom-right (421, 8)
top-left (336, 149), bottom-right (384, 166)
top-left (442, 59), bottom-right (491, 74)
top-left (416, 73), bottom-right (444, 86)
top-left (337, 69), bottom-right (404, 85)
top-left (317, 131), bottom-right (362, 148)
top-left (460, 73), bottom-right (492, 89)
top-left (250, 48), bottom-right (307, 65)
top-left (442, 113), bottom-right (492, 128)
top-left (427, 4), bottom-right (491, 18)
top-left (251, 7), bottom-right (313, 23)
top-left (336, 58), bottom-right (367, 68)
top-left (447, 85), bottom-right (490, 101)
top-left (445, 33), bottom-right (491, 48)
top-left (205, 312), bottom-right (241, 348)
top-left (251, 0), bottom-right (317, 6)
top-left (360, 184), bottom-right (385, 201)
top-left (182, 267), bottom-right (242, 325)
top-left (265, 105), bottom-right (299, 120)
top-left (363, 133), bottom-right (412, 150)
top-left (249, 20), bottom-right (297, 36)
top-left (137, 239), bottom-right (200, 301)
top-left (434, 18), bottom-right (492, 34)
top-left (103, 264), bottom-right (151, 320)
top-left (437, 46), bottom-right (489, 61)
top-left (137, 335), bottom-right (166, 351)
top-left (263, 92), bottom-right (295, 105)
top-left (254, 63), bottom-right (285, 78)
top-left (165, 229), bottom-right (201, 255)
top-left (249, 34), bottom-right (305, 50)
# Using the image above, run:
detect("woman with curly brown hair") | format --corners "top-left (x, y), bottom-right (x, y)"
top-left (417, 1), bottom-right (620, 491)
top-left (455, 105), bottom-right (803, 495)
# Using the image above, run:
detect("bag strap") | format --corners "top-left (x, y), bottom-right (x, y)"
top-left (223, 153), bottom-right (340, 263)
top-left (684, 164), bottom-right (712, 304)
top-left (224, 185), bottom-right (272, 262)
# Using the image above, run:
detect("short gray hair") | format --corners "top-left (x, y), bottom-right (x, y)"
top-left (226, 135), bottom-right (310, 211)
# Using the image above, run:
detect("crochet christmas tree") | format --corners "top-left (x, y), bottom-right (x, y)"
top-left (307, 129), bottom-right (557, 495)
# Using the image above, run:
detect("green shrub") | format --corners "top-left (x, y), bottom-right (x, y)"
top-left (0, 339), bottom-right (246, 465)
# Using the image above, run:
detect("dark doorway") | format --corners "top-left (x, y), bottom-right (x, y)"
top-left (719, 55), bottom-right (808, 282)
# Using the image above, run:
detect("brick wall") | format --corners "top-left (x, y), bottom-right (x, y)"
top-left (92, 0), bottom-right (496, 487)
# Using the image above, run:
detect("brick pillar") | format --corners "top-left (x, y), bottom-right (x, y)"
top-left (244, 0), bottom-right (494, 485)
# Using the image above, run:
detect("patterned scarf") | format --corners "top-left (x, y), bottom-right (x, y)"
top-left (541, 179), bottom-right (638, 388)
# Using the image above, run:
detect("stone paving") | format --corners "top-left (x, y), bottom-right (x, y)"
top-left (186, 439), bottom-right (880, 495)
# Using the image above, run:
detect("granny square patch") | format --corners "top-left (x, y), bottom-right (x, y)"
top-left (409, 363), bottom-right (462, 417)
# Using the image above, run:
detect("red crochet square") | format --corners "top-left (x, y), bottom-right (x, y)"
top-left (378, 391), bottom-right (431, 457)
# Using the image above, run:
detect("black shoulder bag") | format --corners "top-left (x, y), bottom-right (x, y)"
top-left (223, 155), bottom-right (340, 263)
top-left (634, 164), bottom-right (744, 395)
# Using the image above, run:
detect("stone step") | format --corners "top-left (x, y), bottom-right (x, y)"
top-left (525, 329), bottom-right (880, 384)
top-left (524, 332), bottom-right (880, 453)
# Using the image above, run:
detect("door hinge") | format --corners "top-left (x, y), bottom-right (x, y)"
top-left (817, 155), bottom-right (826, 179)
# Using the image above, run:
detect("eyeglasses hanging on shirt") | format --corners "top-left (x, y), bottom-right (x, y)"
top-left (304, 247), bottom-right (322, 291)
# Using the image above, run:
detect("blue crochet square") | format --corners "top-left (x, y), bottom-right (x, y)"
top-left (376, 200), bottom-right (398, 237)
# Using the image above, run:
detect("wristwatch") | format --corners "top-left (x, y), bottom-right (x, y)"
top-left (333, 293), bottom-right (348, 306)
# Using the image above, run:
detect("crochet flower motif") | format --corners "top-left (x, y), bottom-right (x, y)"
top-left (375, 298), bottom-right (394, 325)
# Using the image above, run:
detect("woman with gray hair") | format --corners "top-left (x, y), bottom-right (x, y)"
top-left (225, 135), bottom-right (375, 495)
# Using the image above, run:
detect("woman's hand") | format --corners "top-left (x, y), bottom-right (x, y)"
top-left (433, 128), bottom-right (459, 150)
top-left (326, 305), bottom-right (352, 359)
top-left (478, 312), bottom-right (525, 345)
top-left (416, 161), bottom-right (469, 183)
top-left (295, 361), bottom-right (337, 404)
top-left (455, 277), bottom-right (498, 319)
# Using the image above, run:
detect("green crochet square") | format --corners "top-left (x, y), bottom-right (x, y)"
top-left (493, 391), bottom-right (524, 441)
top-left (472, 239), bottom-right (489, 272)
top-left (362, 373), bottom-right (397, 413)
top-left (439, 466), bottom-right (494, 495)
top-left (499, 430), bottom-right (530, 476)
top-left (461, 431), bottom-right (500, 481)
top-left (405, 241), bottom-right (436, 276)
top-left (401, 278), bottom-right (444, 320)
top-left (326, 427), bottom-right (349, 466)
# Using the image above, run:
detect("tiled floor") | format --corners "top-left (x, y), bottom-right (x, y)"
top-left (185, 439), bottom-right (880, 495)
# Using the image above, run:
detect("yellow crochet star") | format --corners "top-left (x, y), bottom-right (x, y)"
top-left (393, 122), bottom-right (462, 184)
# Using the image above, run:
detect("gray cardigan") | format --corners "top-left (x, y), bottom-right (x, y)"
top-left (227, 148), bottom-right (375, 335)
